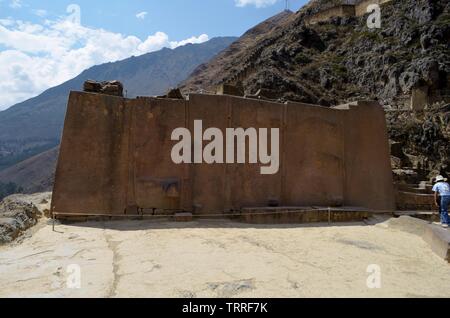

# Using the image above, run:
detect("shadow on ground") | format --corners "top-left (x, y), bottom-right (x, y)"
top-left (53, 217), bottom-right (389, 232)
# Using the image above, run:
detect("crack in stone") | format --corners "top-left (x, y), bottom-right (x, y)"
top-left (15, 250), bottom-right (53, 260)
top-left (238, 235), bottom-right (330, 271)
top-left (104, 232), bottom-right (121, 298)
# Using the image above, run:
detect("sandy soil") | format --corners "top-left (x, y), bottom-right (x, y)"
top-left (0, 217), bottom-right (449, 298)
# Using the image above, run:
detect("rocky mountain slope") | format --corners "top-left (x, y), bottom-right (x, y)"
top-left (0, 147), bottom-right (58, 195)
top-left (183, 0), bottom-right (449, 181)
top-left (185, 0), bottom-right (449, 105)
top-left (388, 104), bottom-right (450, 182)
top-left (183, 10), bottom-right (295, 92)
top-left (0, 37), bottom-right (236, 172)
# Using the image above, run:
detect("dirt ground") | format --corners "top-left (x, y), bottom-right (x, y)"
top-left (0, 216), bottom-right (449, 298)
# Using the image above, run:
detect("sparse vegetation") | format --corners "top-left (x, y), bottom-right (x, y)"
top-left (358, 30), bottom-right (383, 43)
top-left (294, 52), bottom-right (312, 65)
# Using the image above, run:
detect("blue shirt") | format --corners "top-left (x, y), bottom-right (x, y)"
top-left (432, 182), bottom-right (450, 196)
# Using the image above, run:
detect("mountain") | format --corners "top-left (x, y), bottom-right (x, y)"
top-left (0, 147), bottom-right (58, 195)
top-left (0, 37), bottom-right (237, 172)
top-left (183, 10), bottom-right (295, 92)
top-left (0, 36), bottom-right (237, 194)
top-left (183, 0), bottom-right (449, 181)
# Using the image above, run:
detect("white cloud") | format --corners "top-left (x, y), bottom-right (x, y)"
top-left (9, 0), bottom-right (22, 9)
top-left (235, 0), bottom-right (278, 8)
top-left (0, 18), bottom-right (15, 26)
top-left (0, 17), bottom-right (209, 110)
top-left (136, 11), bottom-right (148, 20)
top-left (169, 34), bottom-right (209, 48)
top-left (33, 9), bottom-right (47, 17)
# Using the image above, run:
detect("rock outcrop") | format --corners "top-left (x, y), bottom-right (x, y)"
top-left (0, 193), bottom-right (50, 244)
top-left (388, 103), bottom-right (450, 182)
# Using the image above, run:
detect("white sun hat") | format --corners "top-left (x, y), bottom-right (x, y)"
top-left (435, 175), bottom-right (448, 182)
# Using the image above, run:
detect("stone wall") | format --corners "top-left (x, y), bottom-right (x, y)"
top-left (51, 92), bottom-right (395, 217)
top-left (305, 0), bottom-right (394, 24)
top-left (305, 5), bottom-right (355, 24)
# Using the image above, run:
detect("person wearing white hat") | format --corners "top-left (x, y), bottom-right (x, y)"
top-left (432, 175), bottom-right (450, 228)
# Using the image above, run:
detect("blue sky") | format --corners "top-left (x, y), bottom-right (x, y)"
top-left (1, 0), bottom-right (308, 39)
top-left (0, 0), bottom-right (308, 110)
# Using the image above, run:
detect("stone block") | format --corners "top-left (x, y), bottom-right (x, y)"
top-left (174, 213), bottom-right (193, 222)
top-left (83, 80), bottom-right (124, 97)
top-left (166, 88), bottom-right (185, 99)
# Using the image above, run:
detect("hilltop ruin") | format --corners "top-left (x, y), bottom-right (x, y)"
top-left (304, 0), bottom-right (393, 25)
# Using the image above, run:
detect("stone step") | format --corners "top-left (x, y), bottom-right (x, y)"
top-left (240, 206), bottom-right (373, 224)
top-left (424, 224), bottom-right (450, 263)
top-left (383, 216), bottom-right (449, 264)
top-left (394, 211), bottom-right (439, 222)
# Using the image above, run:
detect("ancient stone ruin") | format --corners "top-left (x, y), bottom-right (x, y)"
top-left (304, 0), bottom-right (393, 25)
top-left (51, 83), bottom-right (395, 219)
